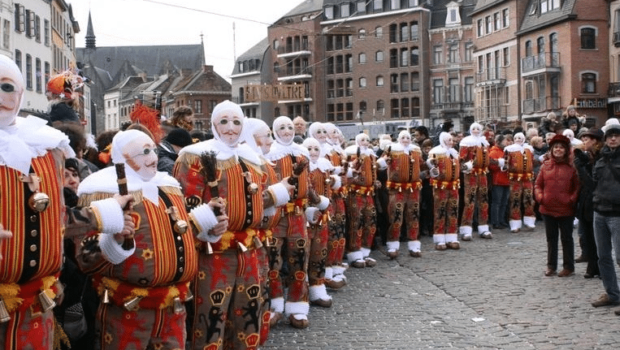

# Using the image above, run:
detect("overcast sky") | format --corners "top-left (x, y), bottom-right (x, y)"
top-left (72, 0), bottom-right (302, 79)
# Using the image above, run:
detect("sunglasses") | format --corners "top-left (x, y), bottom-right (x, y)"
top-left (1, 83), bottom-right (16, 93)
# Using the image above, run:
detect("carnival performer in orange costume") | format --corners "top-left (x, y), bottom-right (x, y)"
top-left (384, 130), bottom-right (424, 258)
top-left (264, 116), bottom-right (328, 329)
top-left (76, 130), bottom-right (221, 350)
top-left (0, 55), bottom-right (133, 350)
top-left (302, 137), bottom-right (342, 308)
top-left (458, 122), bottom-right (492, 240)
top-left (239, 118), bottom-right (291, 345)
top-left (504, 132), bottom-right (536, 233)
top-left (174, 101), bottom-right (291, 349)
top-left (311, 122), bottom-right (348, 288)
top-left (345, 133), bottom-right (384, 268)
top-left (427, 132), bottom-right (461, 250)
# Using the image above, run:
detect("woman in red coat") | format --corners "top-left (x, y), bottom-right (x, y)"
top-left (534, 134), bottom-right (580, 277)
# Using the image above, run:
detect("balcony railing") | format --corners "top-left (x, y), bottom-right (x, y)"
top-left (282, 66), bottom-right (313, 77)
top-left (476, 67), bottom-right (506, 84)
top-left (609, 82), bottom-right (620, 97)
top-left (521, 52), bottom-right (561, 74)
top-left (431, 87), bottom-right (472, 110)
top-left (475, 105), bottom-right (508, 122)
top-left (522, 96), bottom-right (561, 114)
top-left (277, 42), bottom-right (310, 54)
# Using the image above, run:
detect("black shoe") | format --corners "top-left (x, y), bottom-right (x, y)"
top-left (575, 255), bottom-right (588, 263)
top-left (584, 271), bottom-right (600, 279)
top-left (492, 224), bottom-right (507, 230)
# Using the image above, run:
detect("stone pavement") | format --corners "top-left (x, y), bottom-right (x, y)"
top-left (262, 226), bottom-right (620, 349)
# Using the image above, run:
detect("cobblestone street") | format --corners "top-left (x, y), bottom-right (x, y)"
top-left (263, 226), bottom-right (620, 349)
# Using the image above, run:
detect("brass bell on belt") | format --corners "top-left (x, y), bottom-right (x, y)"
top-left (173, 297), bottom-right (184, 314)
top-left (123, 296), bottom-right (143, 311)
top-left (102, 289), bottom-right (110, 304)
top-left (324, 177), bottom-right (332, 186)
top-left (38, 291), bottom-right (56, 312)
top-left (253, 236), bottom-right (263, 249)
top-left (237, 242), bottom-right (248, 252)
top-left (185, 289), bottom-right (194, 302)
top-left (0, 299), bottom-right (11, 323)
top-left (247, 183), bottom-right (259, 195)
top-left (29, 192), bottom-right (50, 213)
top-left (174, 219), bottom-right (188, 235)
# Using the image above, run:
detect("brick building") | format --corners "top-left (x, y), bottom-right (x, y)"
top-left (251, 0), bottom-right (618, 132)
top-left (517, 0), bottom-right (609, 127)
top-left (266, 0), bottom-right (323, 123)
top-left (608, 0), bottom-right (620, 119)
top-left (230, 38), bottom-right (275, 123)
top-left (471, 0), bottom-right (527, 125)
top-left (428, 0), bottom-right (476, 131)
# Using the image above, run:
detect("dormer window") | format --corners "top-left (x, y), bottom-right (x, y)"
top-left (341, 3), bottom-right (350, 17)
top-left (325, 6), bottom-right (334, 19)
top-left (445, 1), bottom-right (462, 26)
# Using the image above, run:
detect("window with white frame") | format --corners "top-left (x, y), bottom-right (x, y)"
top-left (541, 0), bottom-right (561, 14)
top-left (433, 79), bottom-right (444, 104)
top-left (357, 1), bottom-right (366, 13)
top-left (375, 26), bottom-right (383, 38)
top-left (376, 76), bottom-right (384, 87)
top-left (465, 43), bottom-right (473, 62)
top-left (25, 55), bottom-right (31, 89)
top-left (494, 12), bottom-right (500, 31)
top-left (410, 21), bottom-right (418, 40)
top-left (325, 6), bottom-right (334, 19)
top-left (359, 77), bottom-right (367, 88)
top-left (3, 20), bottom-right (10, 49)
top-left (373, 0), bottom-right (382, 11)
top-left (341, 3), bottom-right (350, 17)
top-left (433, 46), bottom-right (442, 64)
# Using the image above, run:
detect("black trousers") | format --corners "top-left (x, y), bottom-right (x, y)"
top-left (543, 214), bottom-right (575, 271)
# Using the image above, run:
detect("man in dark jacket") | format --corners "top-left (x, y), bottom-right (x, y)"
top-left (157, 128), bottom-right (193, 174)
top-left (590, 119), bottom-right (620, 311)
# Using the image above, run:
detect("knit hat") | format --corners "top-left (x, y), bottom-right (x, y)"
top-left (603, 118), bottom-right (620, 138)
top-left (548, 134), bottom-right (570, 149)
top-left (165, 128), bottom-right (193, 148)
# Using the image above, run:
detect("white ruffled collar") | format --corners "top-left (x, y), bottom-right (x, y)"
top-left (345, 145), bottom-right (374, 156)
top-left (319, 142), bottom-right (332, 158)
top-left (505, 143), bottom-right (534, 154)
top-left (265, 141), bottom-right (309, 161)
top-left (0, 116), bottom-right (75, 174)
top-left (310, 157), bottom-right (333, 172)
top-left (390, 143), bottom-right (420, 155)
top-left (180, 139), bottom-right (261, 166)
top-left (460, 135), bottom-right (489, 147)
top-left (77, 166), bottom-right (180, 206)
top-left (429, 145), bottom-right (458, 159)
